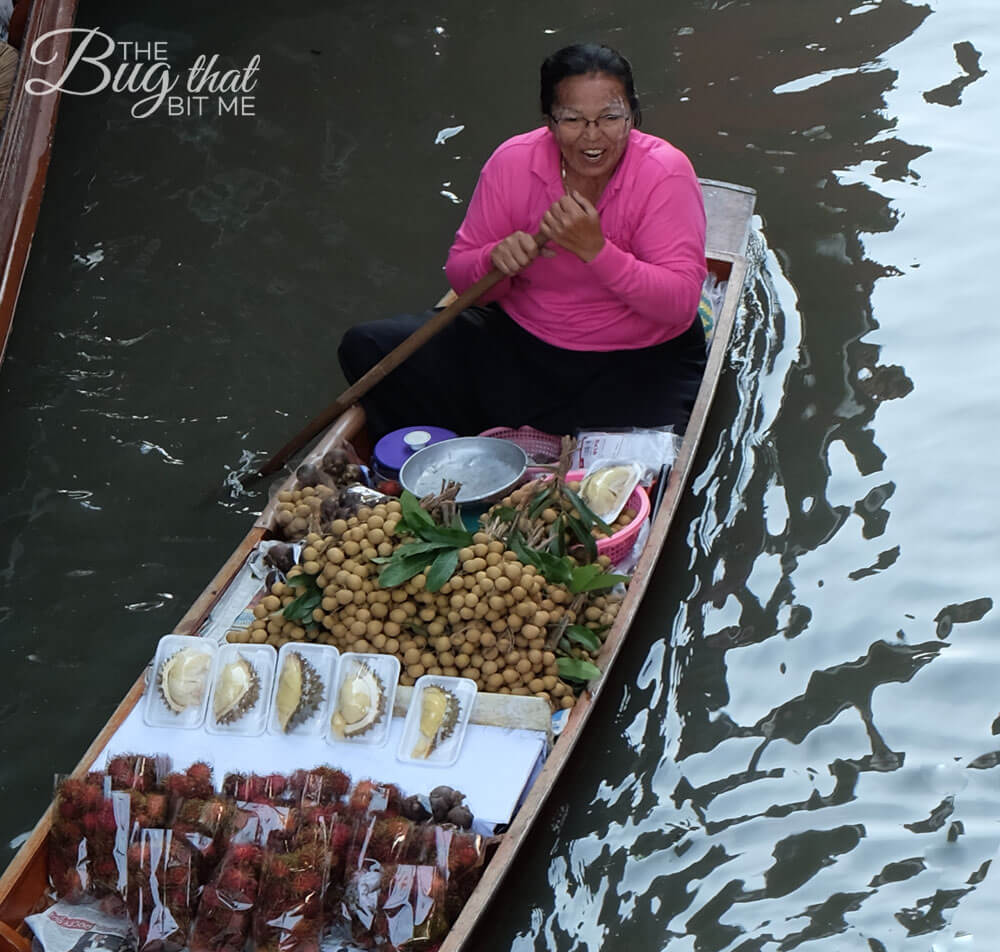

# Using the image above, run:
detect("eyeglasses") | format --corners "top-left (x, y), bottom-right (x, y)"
top-left (551, 113), bottom-right (630, 135)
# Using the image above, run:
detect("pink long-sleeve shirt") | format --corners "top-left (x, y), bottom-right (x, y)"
top-left (445, 126), bottom-right (707, 351)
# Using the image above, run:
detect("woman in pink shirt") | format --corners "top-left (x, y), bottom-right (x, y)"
top-left (339, 43), bottom-right (707, 441)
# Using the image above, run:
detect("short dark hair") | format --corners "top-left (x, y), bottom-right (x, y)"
top-left (540, 44), bottom-right (642, 128)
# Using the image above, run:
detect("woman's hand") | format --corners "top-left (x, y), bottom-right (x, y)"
top-left (491, 231), bottom-right (545, 276)
top-left (540, 191), bottom-right (605, 262)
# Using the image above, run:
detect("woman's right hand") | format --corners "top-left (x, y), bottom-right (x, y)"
top-left (490, 231), bottom-right (542, 276)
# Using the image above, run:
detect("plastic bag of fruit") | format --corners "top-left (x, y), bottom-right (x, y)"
top-left (188, 812), bottom-right (265, 952)
top-left (125, 827), bottom-right (199, 952)
top-left (253, 821), bottom-right (330, 952)
top-left (48, 772), bottom-right (126, 903)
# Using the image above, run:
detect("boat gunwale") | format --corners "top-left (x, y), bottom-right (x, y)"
top-left (0, 0), bottom-right (78, 368)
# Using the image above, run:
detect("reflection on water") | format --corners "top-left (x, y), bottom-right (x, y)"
top-left (922, 41), bottom-right (986, 106)
top-left (2, 0), bottom-right (999, 947)
top-left (490, 0), bottom-right (998, 947)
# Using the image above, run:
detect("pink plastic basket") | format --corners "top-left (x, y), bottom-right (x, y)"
top-left (566, 469), bottom-right (650, 564)
top-left (478, 426), bottom-right (563, 465)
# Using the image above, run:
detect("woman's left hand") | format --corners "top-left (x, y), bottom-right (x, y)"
top-left (539, 191), bottom-right (605, 262)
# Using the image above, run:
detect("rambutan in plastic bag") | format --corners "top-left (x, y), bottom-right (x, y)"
top-left (346, 780), bottom-right (403, 817)
top-left (288, 766), bottom-right (350, 809)
top-left (376, 863), bottom-right (451, 951)
top-left (337, 812), bottom-right (419, 947)
top-left (125, 827), bottom-right (199, 952)
top-left (166, 762), bottom-right (234, 878)
top-left (48, 773), bottom-right (129, 904)
top-left (421, 826), bottom-right (490, 923)
top-left (106, 753), bottom-right (168, 794)
top-left (381, 824), bottom-right (492, 931)
top-left (169, 794), bottom-right (234, 880)
top-left (188, 815), bottom-right (265, 952)
top-left (164, 761), bottom-right (215, 804)
top-left (107, 753), bottom-right (171, 832)
top-left (222, 771), bottom-right (291, 805)
top-left (253, 821), bottom-right (331, 952)
top-left (222, 772), bottom-right (299, 850)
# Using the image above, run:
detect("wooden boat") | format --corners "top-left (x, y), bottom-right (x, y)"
top-left (0, 178), bottom-right (755, 952)
top-left (0, 0), bottom-right (79, 368)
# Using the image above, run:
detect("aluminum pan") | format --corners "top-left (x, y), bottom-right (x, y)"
top-left (398, 437), bottom-right (528, 505)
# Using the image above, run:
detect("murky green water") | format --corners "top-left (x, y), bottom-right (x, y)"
top-left (2, 0), bottom-right (997, 948)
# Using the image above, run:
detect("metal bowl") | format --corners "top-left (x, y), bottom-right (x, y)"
top-left (398, 437), bottom-right (528, 505)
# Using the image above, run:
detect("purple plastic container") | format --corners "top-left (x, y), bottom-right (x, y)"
top-left (372, 426), bottom-right (458, 480)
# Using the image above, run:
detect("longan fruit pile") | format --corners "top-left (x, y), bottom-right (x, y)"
top-left (229, 500), bottom-right (622, 709)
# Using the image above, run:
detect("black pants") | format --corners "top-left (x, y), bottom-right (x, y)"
top-left (337, 304), bottom-right (707, 442)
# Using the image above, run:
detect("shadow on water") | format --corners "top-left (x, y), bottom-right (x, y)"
top-left (2, 0), bottom-right (998, 948)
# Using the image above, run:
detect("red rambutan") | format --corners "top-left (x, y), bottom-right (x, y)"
top-left (246, 775), bottom-right (268, 803)
top-left (187, 760), bottom-right (213, 788)
top-left (218, 865), bottom-right (256, 900)
top-left (266, 857), bottom-right (290, 880)
top-left (83, 783), bottom-right (105, 811)
top-left (93, 856), bottom-right (120, 879)
top-left (367, 816), bottom-right (414, 864)
top-left (264, 773), bottom-right (287, 799)
top-left (290, 870), bottom-right (322, 897)
top-left (221, 772), bottom-right (246, 800)
top-left (348, 780), bottom-right (403, 816)
top-left (228, 842), bottom-right (262, 867)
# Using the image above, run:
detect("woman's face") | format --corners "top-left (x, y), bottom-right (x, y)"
top-left (548, 72), bottom-right (632, 185)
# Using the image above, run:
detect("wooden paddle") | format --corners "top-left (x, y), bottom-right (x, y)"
top-left (256, 233), bottom-right (546, 477)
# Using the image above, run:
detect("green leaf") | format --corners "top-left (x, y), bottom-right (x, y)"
top-left (568, 563), bottom-right (602, 589)
top-left (508, 533), bottom-right (534, 566)
top-left (557, 657), bottom-right (601, 683)
top-left (526, 485), bottom-right (554, 519)
top-left (400, 490), bottom-right (434, 530)
top-left (378, 553), bottom-right (431, 588)
top-left (565, 513), bottom-right (598, 563)
top-left (568, 564), bottom-right (630, 594)
top-left (539, 551), bottom-right (574, 586)
top-left (417, 525), bottom-right (474, 547)
top-left (285, 574), bottom-right (311, 588)
top-left (283, 591), bottom-right (321, 622)
top-left (425, 548), bottom-right (460, 592)
top-left (564, 487), bottom-right (613, 535)
top-left (491, 506), bottom-right (517, 522)
top-left (564, 625), bottom-right (601, 652)
top-left (509, 535), bottom-right (572, 586)
top-left (391, 540), bottom-right (452, 559)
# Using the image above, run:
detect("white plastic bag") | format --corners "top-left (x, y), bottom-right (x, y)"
top-left (574, 427), bottom-right (681, 484)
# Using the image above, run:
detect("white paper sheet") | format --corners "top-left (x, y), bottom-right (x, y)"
top-left (100, 702), bottom-right (545, 829)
